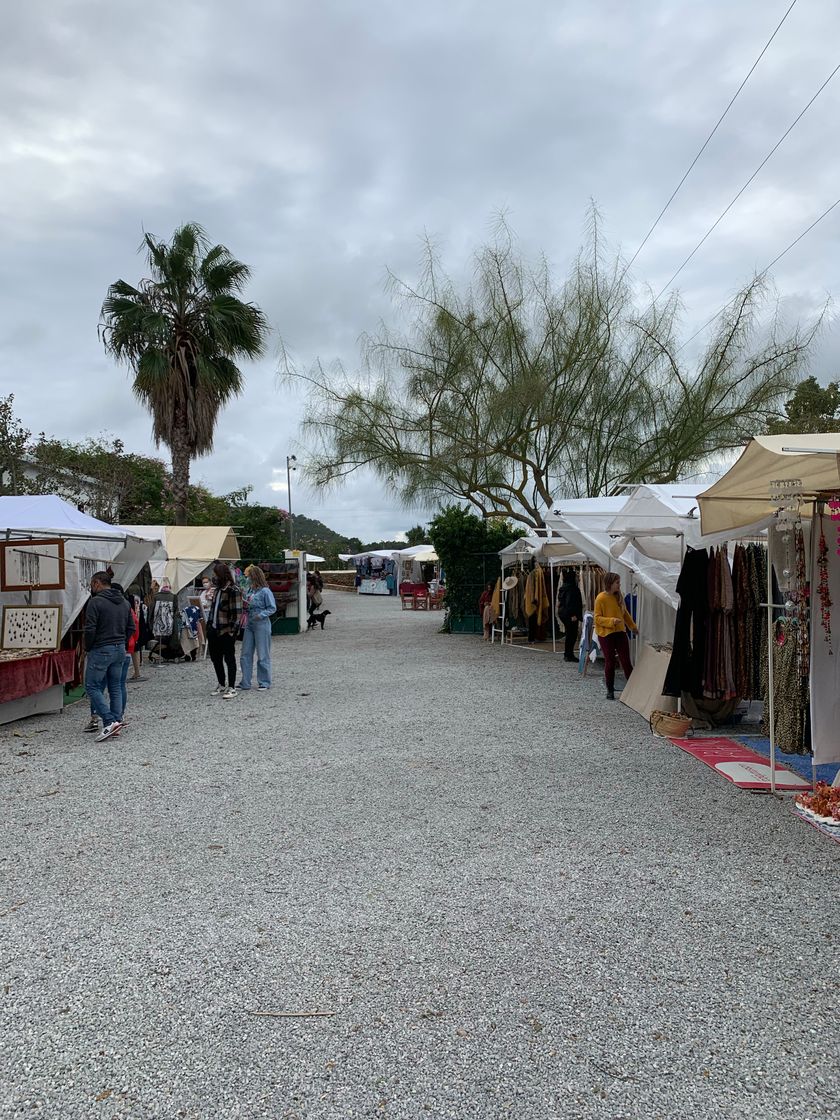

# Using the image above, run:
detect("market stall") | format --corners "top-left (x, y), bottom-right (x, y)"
top-left (494, 536), bottom-right (591, 649)
top-left (698, 435), bottom-right (840, 789)
top-left (260, 550), bottom-right (309, 635)
top-left (0, 497), bottom-right (159, 724)
top-left (604, 483), bottom-right (771, 722)
top-left (123, 525), bottom-right (240, 597)
top-left (339, 549), bottom-right (397, 595)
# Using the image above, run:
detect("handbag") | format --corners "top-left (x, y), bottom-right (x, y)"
top-left (235, 608), bottom-right (248, 641)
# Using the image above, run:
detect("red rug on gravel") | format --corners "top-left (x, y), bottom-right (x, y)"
top-left (668, 736), bottom-right (811, 791)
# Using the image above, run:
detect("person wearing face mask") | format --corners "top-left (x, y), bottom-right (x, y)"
top-left (199, 575), bottom-right (215, 621)
top-left (239, 565), bottom-right (277, 690)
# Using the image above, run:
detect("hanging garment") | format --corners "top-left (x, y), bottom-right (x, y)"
top-left (181, 605), bottom-right (202, 639)
top-left (151, 592), bottom-right (177, 639)
top-left (703, 547), bottom-right (736, 701)
top-left (663, 549), bottom-right (709, 698)
top-left (732, 545), bottom-right (751, 700)
top-left (746, 544), bottom-right (767, 701)
top-left (490, 578), bottom-right (502, 622)
top-left (809, 507), bottom-right (840, 764)
top-left (524, 566), bottom-right (549, 641)
top-left (763, 617), bottom-right (810, 755)
top-left (524, 567), bottom-right (549, 623)
top-left (508, 573), bottom-right (526, 628)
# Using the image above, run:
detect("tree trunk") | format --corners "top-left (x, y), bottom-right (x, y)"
top-left (170, 418), bottom-right (191, 525)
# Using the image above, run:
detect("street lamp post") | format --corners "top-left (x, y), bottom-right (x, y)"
top-left (286, 455), bottom-right (297, 549)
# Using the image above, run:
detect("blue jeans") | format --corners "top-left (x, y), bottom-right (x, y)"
top-left (85, 643), bottom-right (126, 725)
top-left (117, 655), bottom-right (131, 721)
top-left (239, 618), bottom-right (272, 689)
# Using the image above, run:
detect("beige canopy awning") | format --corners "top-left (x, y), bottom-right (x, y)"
top-left (698, 434), bottom-right (840, 536)
top-left (123, 525), bottom-right (240, 593)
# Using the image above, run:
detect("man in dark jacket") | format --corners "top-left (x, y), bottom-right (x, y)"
top-left (556, 568), bottom-right (583, 663)
top-left (84, 570), bottom-right (135, 742)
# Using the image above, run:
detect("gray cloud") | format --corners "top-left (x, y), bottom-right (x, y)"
top-left (1, 0), bottom-right (839, 538)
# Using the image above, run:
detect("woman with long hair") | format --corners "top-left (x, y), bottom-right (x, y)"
top-left (239, 565), bottom-right (276, 691)
top-left (207, 561), bottom-right (242, 698)
top-left (594, 572), bottom-right (637, 700)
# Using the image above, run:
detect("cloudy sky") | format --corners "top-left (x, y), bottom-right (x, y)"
top-left (2, 0), bottom-right (838, 540)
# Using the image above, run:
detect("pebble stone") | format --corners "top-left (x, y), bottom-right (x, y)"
top-left (1, 591), bottom-right (838, 1120)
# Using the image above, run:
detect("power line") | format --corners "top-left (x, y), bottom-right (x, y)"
top-left (676, 193), bottom-right (840, 354)
top-left (655, 59), bottom-right (840, 299)
top-left (624, 0), bottom-right (800, 272)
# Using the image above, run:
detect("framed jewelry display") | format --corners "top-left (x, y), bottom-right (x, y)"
top-left (1, 604), bottom-right (63, 650)
top-left (0, 538), bottom-right (66, 592)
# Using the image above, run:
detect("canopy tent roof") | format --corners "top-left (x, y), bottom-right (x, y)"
top-left (608, 483), bottom-right (770, 563)
top-left (0, 495), bottom-right (138, 540)
top-left (123, 525), bottom-right (239, 594)
top-left (699, 434), bottom-right (840, 536)
top-left (339, 549), bottom-right (396, 563)
top-left (0, 496), bottom-right (160, 635)
top-left (543, 496), bottom-right (631, 574)
top-left (305, 554), bottom-right (326, 564)
top-left (499, 536), bottom-right (587, 567)
top-left (393, 544), bottom-right (439, 562)
top-left (544, 495), bottom-right (682, 616)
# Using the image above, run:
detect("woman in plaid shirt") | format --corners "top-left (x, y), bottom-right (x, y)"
top-left (207, 562), bottom-right (242, 698)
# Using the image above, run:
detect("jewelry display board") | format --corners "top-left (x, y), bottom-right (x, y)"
top-left (0, 538), bottom-right (66, 592)
top-left (1, 604), bottom-right (63, 650)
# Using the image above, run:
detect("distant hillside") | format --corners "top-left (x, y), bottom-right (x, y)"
top-left (291, 515), bottom-right (407, 561)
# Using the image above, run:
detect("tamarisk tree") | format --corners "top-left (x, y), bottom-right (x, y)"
top-left (293, 216), bottom-right (818, 529)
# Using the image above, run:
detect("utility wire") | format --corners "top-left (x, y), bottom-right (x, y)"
top-left (624, 0), bottom-right (800, 272)
top-left (655, 59), bottom-right (840, 299)
top-left (676, 193), bottom-right (840, 354)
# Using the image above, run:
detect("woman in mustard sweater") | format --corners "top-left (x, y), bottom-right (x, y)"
top-left (594, 573), bottom-right (637, 700)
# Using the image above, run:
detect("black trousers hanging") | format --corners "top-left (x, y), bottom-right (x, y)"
top-left (563, 618), bottom-right (579, 660)
top-left (207, 627), bottom-right (237, 687)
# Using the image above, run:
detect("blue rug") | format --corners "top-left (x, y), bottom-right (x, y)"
top-left (734, 735), bottom-right (839, 785)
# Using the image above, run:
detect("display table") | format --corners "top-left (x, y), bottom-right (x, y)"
top-left (0, 649), bottom-right (75, 725)
top-left (359, 578), bottom-right (390, 596)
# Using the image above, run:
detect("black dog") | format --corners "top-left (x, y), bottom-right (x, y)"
top-left (307, 610), bottom-right (331, 630)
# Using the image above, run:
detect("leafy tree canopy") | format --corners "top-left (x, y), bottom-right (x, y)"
top-left (405, 524), bottom-right (428, 546)
top-left (429, 505), bottom-right (518, 627)
top-left (768, 376), bottom-right (840, 434)
top-left (294, 211), bottom-right (820, 528)
top-left (100, 222), bottom-right (268, 524)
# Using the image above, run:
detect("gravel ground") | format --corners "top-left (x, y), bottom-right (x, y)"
top-left (1, 591), bottom-right (839, 1120)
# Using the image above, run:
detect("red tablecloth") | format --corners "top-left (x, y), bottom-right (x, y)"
top-left (0, 649), bottom-right (76, 704)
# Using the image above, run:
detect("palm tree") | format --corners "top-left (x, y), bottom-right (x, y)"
top-left (100, 223), bottom-right (268, 524)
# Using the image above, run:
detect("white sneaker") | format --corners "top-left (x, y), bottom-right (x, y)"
top-left (95, 721), bottom-right (122, 743)
top-left (211, 685), bottom-right (225, 696)
top-left (222, 686), bottom-right (237, 699)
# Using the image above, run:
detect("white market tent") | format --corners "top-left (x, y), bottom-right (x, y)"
top-left (393, 543), bottom-right (438, 563)
top-left (499, 536), bottom-right (587, 567)
top-left (305, 554), bottom-right (326, 564)
top-left (123, 525), bottom-right (239, 595)
top-left (393, 543), bottom-right (439, 585)
top-left (338, 549), bottom-right (395, 563)
top-left (544, 495), bottom-right (677, 645)
top-left (0, 496), bottom-right (160, 636)
top-left (607, 483), bottom-right (771, 593)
